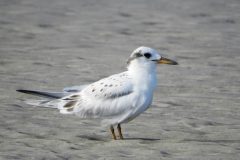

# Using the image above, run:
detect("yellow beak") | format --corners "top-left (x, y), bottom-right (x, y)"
top-left (158, 57), bottom-right (178, 65)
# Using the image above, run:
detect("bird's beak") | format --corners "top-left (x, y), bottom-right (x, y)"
top-left (157, 57), bottom-right (178, 65)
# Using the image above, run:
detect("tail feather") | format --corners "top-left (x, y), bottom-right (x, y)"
top-left (17, 89), bottom-right (78, 114)
top-left (16, 89), bottom-right (69, 99)
top-left (24, 99), bottom-right (59, 108)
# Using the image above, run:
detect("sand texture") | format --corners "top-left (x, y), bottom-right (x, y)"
top-left (0, 0), bottom-right (240, 159)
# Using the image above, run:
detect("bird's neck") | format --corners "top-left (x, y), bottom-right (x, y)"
top-left (127, 61), bottom-right (157, 92)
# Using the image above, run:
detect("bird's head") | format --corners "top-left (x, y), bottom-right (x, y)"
top-left (127, 46), bottom-right (178, 69)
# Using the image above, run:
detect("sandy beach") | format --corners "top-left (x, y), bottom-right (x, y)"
top-left (0, 0), bottom-right (240, 159)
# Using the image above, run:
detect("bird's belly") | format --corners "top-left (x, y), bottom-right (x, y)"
top-left (121, 92), bottom-right (153, 123)
top-left (100, 91), bottom-right (153, 126)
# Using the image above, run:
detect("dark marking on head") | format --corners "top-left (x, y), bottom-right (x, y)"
top-left (100, 89), bottom-right (103, 92)
top-left (135, 51), bottom-right (143, 57)
top-left (127, 51), bottom-right (143, 64)
top-left (109, 84), bottom-right (113, 87)
top-left (92, 89), bottom-right (95, 92)
top-left (104, 84), bottom-right (108, 87)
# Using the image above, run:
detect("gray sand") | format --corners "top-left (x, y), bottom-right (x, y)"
top-left (0, 0), bottom-right (240, 159)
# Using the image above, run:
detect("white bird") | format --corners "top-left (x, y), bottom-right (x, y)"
top-left (17, 46), bottom-right (178, 140)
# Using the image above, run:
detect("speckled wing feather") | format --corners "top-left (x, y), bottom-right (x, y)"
top-left (57, 71), bottom-right (134, 117)
top-left (82, 72), bottom-right (133, 100)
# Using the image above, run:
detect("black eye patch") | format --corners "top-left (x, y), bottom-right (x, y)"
top-left (144, 53), bottom-right (151, 59)
top-left (135, 52), bottom-right (143, 57)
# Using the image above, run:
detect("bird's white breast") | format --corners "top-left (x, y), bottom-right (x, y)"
top-left (124, 61), bottom-right (158, 122)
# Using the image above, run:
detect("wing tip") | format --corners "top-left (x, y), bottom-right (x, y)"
top-left (16, 89), bottom-right (40, 96)
top-left (16, 89), bottom-right (29, 93)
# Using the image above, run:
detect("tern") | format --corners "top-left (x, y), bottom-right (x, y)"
top-left (17, 46), bottom-right (178, 140)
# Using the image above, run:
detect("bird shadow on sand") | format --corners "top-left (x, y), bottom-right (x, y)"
top-left (77, 135), bottom-right (107, 141)
top-left (124, 137), bottom-right (161, 141)
top-left (77, 135), bottom-right (161, 142)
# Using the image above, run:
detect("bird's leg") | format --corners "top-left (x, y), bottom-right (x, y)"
top-left (110, 125), bottom-right (117, 140)
top-left (117, 124), bottom-right (124, 140)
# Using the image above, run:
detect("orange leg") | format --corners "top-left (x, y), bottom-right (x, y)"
top-left (110, 125), bottom-right (117, 140)
top-left (117, 124), bottom-right (124, 140)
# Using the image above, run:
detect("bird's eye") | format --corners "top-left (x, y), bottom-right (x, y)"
top-left (144, 53), bottom-right (151, 59)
